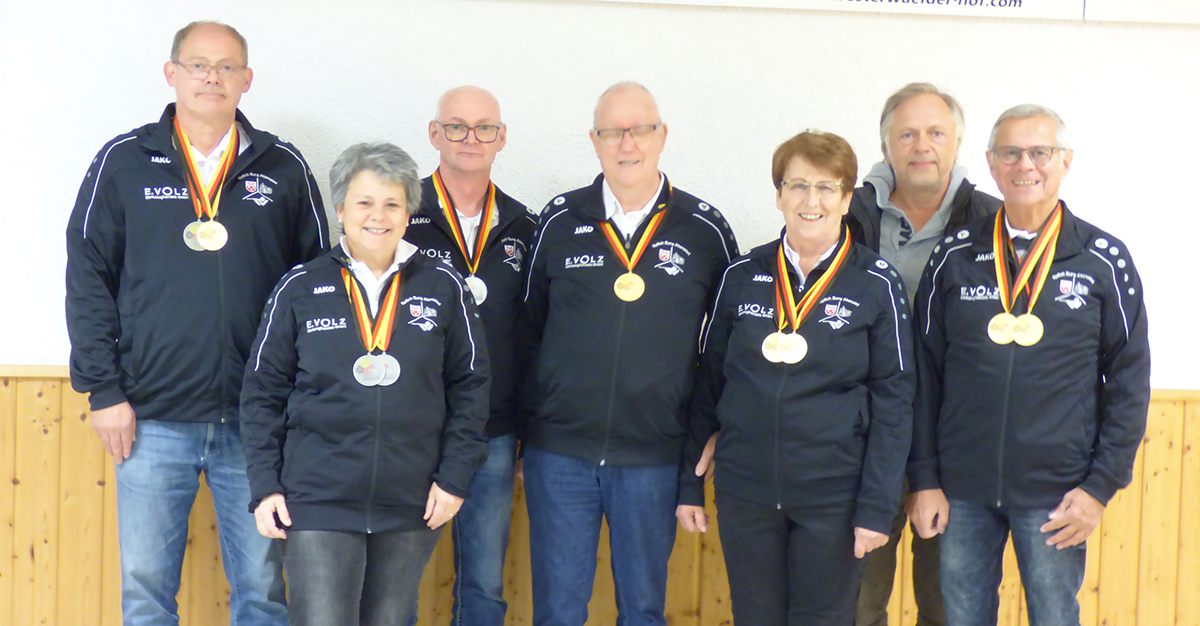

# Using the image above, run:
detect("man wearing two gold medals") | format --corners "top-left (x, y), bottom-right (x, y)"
top-left (522, 82), bottom-right (738, 626)
top-left (403, 85), bottom-right (537, 625)
top-left (65, 21), bottom-right (327, 625)
top-left (908, 105), bottom-right (1150, 626)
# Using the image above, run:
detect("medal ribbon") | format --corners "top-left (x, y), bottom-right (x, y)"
top-left (172, 118), bottom-right (238, 221)
top-left (431, 169), bottom-right (496, 276)
top-left (991, 203), bottom-right (1062, 315)
top-left (774, 227), bottom-right (853, 332)
top-left (599, 210), bottom-right (667, 276)
top-left (341, 269), bottom-right (402, 353)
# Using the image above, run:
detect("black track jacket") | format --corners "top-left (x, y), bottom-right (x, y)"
top-left (679, 236), bottom-right (915, 533)
top-left (66, 104), bottom-right (328, 422)
top-left (523, 174), bottom-right (739, 466)
top-left (403, 176), bottom-right (536, 439)
top-left (240, 247), bottom-right (490, 533)
top-left (910, 204), bottom-right (1151, 507)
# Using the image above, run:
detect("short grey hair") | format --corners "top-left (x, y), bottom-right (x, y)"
top-left (329, 143), bottom-right (422, 215)
top-left (593, 81), bottom-right (660, 129)
top-left (879, 82), bottom-right (965, 158)
top-left (171, 21), bottom-right (248, 65)
top-left (987, 104), bottom-right (1071, 150)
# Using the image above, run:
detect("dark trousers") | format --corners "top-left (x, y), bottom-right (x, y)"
top-left (856, 485), bottom-right (945, 626)
top-left (282, 528), bottom-right (441, 626)
top-left (717, 491), bottom-right (865, 626)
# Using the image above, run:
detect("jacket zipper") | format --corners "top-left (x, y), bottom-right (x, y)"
top-left (365, 387), bottom-right (383, 533)
top-left (995, 345), bottom-right (1017, 507)
top-left (773, 365), bottom-right (789, 509)
top-left (598, 303), bottom-right (628, 466)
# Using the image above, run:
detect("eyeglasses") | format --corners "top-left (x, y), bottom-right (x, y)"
top-left (991, 146), bottom-right (1063, 166)
top-left (592, 123), bottom-right (662, 144)
top-left (436, 122), bottom-right (502, 143)
top-left (173, 61), bottom-right (245, 81)
top-left (780, 179), bottom-right (843, 199)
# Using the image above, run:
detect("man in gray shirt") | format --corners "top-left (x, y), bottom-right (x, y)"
top-left (847, 82), bottom-right (1000, 626)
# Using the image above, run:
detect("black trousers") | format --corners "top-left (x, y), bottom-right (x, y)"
top-left (281, 527), bottom-right (441, 626)
top-left (717, 491), bottom-right (866, 626)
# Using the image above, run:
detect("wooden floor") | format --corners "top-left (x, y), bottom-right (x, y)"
top-left (1, 370), bottom-right (1196, 625)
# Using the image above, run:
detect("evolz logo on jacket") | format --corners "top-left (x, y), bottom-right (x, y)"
top-left (737, 303), bottom-right (774, 319)
top-left (564, 254), bottom-right (604, 269)
top-left (144, 187), bottom-right (189, 200)
top-left (404, 296), bottom-right (441, 332)
top-left (959, 285), bottom-right (1000, 302)
top-left (421, 248), bottom-right (453, 264)
top-left (305, 317), bottom-right (347, 333)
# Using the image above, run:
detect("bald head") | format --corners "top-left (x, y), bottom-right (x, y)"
top-left (435, 85), bottom-right (501, 123)
top-left (593, 81), bottom-right (660, 129)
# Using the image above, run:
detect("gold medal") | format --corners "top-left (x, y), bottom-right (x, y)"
top-left (614, 272), bottom-right (645, 302)
top-left (988, 312), bottom-right (1017, 345)
top-left (761, 332), bottom-right (785, 363)
top-left (196, 221), bottom-right (228, 251)
top-left (1011, 313), bottom-right (1044, 346)
top-left (182, 221), bottom-right (205, 251)
top-left (777, 333), bottom-right (807, 364)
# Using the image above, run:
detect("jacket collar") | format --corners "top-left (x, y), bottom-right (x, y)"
top-left (142, 103), bottom-right (274, 170)
top-left (970, 201), bottom-right (1086, 260)
top-left (416, 174), bottom-right (527, 239)
top-left (576, 173), bottom-right (675, 223)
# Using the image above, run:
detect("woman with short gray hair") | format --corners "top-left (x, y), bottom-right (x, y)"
top-left (240, 142), bottom-right (490, 625)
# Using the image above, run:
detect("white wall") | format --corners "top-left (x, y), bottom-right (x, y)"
top-left (1, 0), bottom-right (1197, 388)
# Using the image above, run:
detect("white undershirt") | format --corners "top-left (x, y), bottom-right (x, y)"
top-left (456, 207), bottom-right (500, 254)
top-left (782, 236), bottom-right (838, 289)
top-left (340, 238), bottom-right (419, 315)
top-left (602, 173), bottom-right (666, 240)
top-left (189, 123), bottom-right (250, 187)
top-left (1005, 218), bottom-right (1039, 262)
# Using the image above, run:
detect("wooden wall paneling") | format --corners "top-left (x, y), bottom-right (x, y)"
top-left (416, 535), bottom-right (440, 625)
top-left (585, 519), bottom-right (617, 625)
top-left (184, 479), bottom-right (230, 625)
top-left (894, 526), bottom-right (913, 626)
top-left (1096, 426), bottom-right (1145, 626)
top-left (1078, 529), bottom-right (1102, 626)
top-left (430, 526), bottom-right (457, 624)
top-left (13, 379), bottom-right (62, 625)
top-left (100, 457), bottom-right (120, 626)
top-left (1136, 401), bottom-right (1184, 625)
top-left (1176, 401), bottom-right (1200, 626)
top-left (56, 386), bottom-right (106, 626)
top-left (997, 536), bottom-right (1023, 626)
top-left (0, 379), bottom-right (18, 626)
top-left (665, 522), bottom-right (702, 626)
top-left (503, 481), bottom-right (533, 625)
top-left (697, 493), bottom-right (732, 626)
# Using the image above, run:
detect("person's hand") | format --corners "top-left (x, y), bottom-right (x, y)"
top-left (92, 401), bottom-right (137, 463)
top-left (854, 527), bottom-right (889, 558)
top-left (676, 505), bottom-right (709, 533)
top-left (907, 488), bottom-right (950, 539)
top-left (1040, 487), bottom-right (1105, 549)
top-left (254, 494), bottom-right (291, 539)
top-left (425, 482), bottom-right (464, 529)
top-left (695, 432), bottom-right (718, 481)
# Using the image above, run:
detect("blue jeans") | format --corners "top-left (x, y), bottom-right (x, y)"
top-left (283, 528), bottom-right (441, 626)
top-left (452, 433), bottom-right (518, 625)
top-left (115, 420), bottom-right (286, 626)
top-left (523, 448), bottom-right (678, 626)
top-left (941, 499), bottom-right (1086, 626)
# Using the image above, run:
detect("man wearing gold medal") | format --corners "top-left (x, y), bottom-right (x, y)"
top-left (909, 105), bottom-right (1150, 626)
top-left (847, 83), bottom-right (1000, 626)
top-left (403, 86), bottom-right (537, 625)
top-left (65, 21), bottom-right (327, 625)
top-left (522, 82), bottom-right (739, 626)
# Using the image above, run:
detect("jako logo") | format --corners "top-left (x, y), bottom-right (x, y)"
top-left (411, 217), bottom-right (431, 225)
top-left (752, 274), bottom-right (773, 283)
top-left (150, 156), bottom-right (171, 164)
top-left (313, 285), bottom-right (335, 295)
top-left (574, 225), bottom-right (594, 235)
